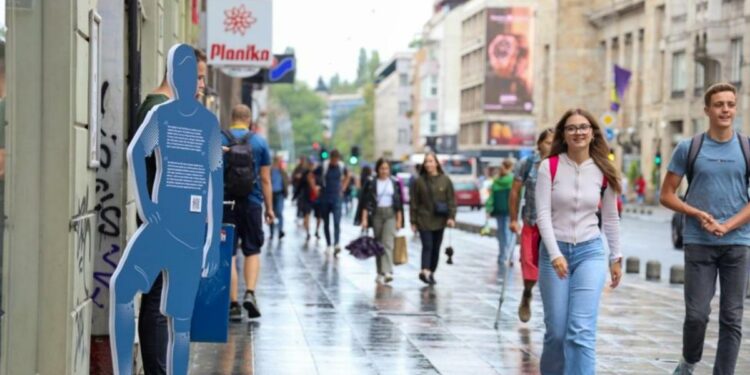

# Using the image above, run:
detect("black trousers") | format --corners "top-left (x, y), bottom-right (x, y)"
top-left (138, 274), bottom-right (168, 375)
top-left (419, 229), bottom-right (445, 272)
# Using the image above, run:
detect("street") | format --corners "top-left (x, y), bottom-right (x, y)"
top-left (190, 203), bottom-right (750, 374)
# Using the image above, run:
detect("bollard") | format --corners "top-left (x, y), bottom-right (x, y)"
top-left (670, 265), bottom-right (685, 284)
top-left (646, 261), bottom-right (661, 281)
top-left (626, 257), bottom-right (640, 274)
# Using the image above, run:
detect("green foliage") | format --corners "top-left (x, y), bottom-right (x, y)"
top-left (332, 83), bottom-right (375, 161)
top-left (627, 161), bottom-right (640, 188)
top-left (268, 83), bottom-right (326, 157)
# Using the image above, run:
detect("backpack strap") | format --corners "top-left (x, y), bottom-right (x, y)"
top-left (549, 155), bottom-right (559, 183)
top-left (686, 132), bottom-right (705, 188)
top-left (221, 129), bottom-right (237, 145)
top-left (737, 132), bottom-right (750, 186)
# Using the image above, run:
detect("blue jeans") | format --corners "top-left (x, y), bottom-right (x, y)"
top-left (321, 199), bottom-right (342, 246)
top-left (270, 192), bottom-right (285, 236)
top-left (539, 237), bottom-right (607, 375)
top-left (495, 214), bottom-right (516, 263)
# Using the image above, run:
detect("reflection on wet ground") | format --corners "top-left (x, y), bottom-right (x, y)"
top-left (191, 207), bottom-right (750, 374)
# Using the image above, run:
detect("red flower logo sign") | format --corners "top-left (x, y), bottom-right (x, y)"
top-left (224, 4), bottom-right (256, 35)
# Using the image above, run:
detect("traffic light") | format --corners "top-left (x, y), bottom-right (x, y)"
top-left (655, 152), bottom-right (662, 167)
top-left (320, 148), bottom-right (329, 160)
top-left (312, 142), bottom-right (320, 151)
top-left (608, 148), bottom-right (615, 162)
top-left (348, 146), bottom-right (360, 165)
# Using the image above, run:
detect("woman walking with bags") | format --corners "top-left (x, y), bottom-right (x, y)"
top-left (509, 128), bottom-right (554, 323)
top-left (535, 109), bottom-right (622, 374)
top-left (360, 159), bottom-right (404, 284)
top-left (410, 152), bottom-right (456, 285)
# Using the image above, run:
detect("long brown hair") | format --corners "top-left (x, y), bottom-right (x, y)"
top-left (420, 152), bottom-right (445, 177)
top-left (550, 109), bottom-right (621, 193)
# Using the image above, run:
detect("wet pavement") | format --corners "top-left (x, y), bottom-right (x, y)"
top-left (190, 205), bottom-right (750, 374)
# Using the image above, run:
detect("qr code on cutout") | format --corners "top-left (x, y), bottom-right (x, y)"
top-left (190, 195), bottom-right (203, 213)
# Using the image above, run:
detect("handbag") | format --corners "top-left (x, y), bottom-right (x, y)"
top-left (393, 230), bottom-right (408, 265)
top-left (427, 178), bottom-right (450, 216)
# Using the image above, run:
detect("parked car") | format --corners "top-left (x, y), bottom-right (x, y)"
top-left (453, 181), bottom-right (482, 210)
top-left (671, 211), bottom-right (684, 249)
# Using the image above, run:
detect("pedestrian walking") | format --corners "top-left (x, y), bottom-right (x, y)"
top-left (354, 165), bottom-right (373, 227)
top-left (410, 152), bottom-right (457, 285)
top-left (269, 155), bottom-right (289, 240)
top-left (535, 108), bottom-right (622, 374)
top-left (508, 128), bottom-right (554, 323)
top-left (291, 156), bottom-right (307, 222)
top-left (486, 158), bottom-right (517, 266)
top-left (635, 174), bottom-right (646, 204)
top-left (660, 83), bottom-right (750, 375)
top-left (222, 104), bottom-right (274, 321)
top-left (309, 149), bottom-right (351, 255)
top-left (360, 158), bottom-right (404, 284)
top-left (293, 158), bottom-right (317, 241)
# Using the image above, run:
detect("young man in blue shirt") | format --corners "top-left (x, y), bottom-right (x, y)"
top-left (661, 83), bottom-right (750, 375)
top-left (222, 104), bottom-right (274, 320)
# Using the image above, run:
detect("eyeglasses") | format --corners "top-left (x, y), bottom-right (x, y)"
top-left (564, 124), bottom-right (592, 134)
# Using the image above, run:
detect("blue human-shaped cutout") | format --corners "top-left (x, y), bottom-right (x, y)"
top-left (110, 44), bottom-right (223, 375)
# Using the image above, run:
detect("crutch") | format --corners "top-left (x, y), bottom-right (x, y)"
top-left (494, 229), bottom-right (518, 329)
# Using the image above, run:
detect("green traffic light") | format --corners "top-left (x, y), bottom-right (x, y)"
top-left (321, 151), bottom-right (329, 160)
top-left (348, 156), bottom-right (358, 165)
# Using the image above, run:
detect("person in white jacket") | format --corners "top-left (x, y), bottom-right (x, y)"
top-left (535, 108), bottom-right (623, 375)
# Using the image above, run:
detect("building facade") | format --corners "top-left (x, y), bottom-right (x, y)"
top-left (458, 0), bottom-right (538, 164)
top-left (0, 1), bottom-right (221, 373)
top-left (375, 53), bottom-right (414, 160)
top-left (539, 0), bottom-right (750, 200)
top-left (412, 1), bottom-right (466, 153)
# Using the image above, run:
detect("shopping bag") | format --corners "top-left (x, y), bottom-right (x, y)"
top-left (394, 231), bottom-right (408, 265)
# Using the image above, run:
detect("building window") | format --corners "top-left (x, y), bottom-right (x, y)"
top-left (671, 51), bottom-right (687, 98)
top-left (694, 61), bottom-right (705, 96)
top-left (431, 75), bottom-right (438, 96)
top-left (430, 112), bottom-right (437, 133)
top-left (399, 73), bottom-right (409, 87)
top-left (731, 38), bottom-right (743, 86)
top-left (398, 102), bottom-right (409, 116)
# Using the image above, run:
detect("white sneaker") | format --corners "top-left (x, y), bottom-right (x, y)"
top-left (384, 273), bottom-right (394, 283)
top-left (375, 275), bottom-right (385, 284)
top-left (673, 358), bottom-right (695, 375)
top-left (326, 246), bottom-right (334, 253)
top-left (334, 244), bottom-right (342, 256)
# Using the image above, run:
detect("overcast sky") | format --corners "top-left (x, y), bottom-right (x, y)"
top-left (273, 0), bottom-right (433, 86)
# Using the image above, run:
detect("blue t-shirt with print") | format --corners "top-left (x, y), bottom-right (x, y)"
top-left (668, 133), bottom-right (750, 246)
top-left (221, 128), bottom-right (271, 207)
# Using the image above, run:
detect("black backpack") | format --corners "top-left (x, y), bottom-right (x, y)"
top-left (222, 129), bottom-right (256, 198)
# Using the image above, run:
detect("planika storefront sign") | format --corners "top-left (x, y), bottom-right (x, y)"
top-left (208, 0), bottom-right (272, 67)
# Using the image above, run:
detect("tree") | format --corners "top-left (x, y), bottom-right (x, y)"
top-left (267, 83), bottom-right (326, 157)
top-left (356, 48), bottom-right (368, 87)
top-left (331, 83), bottom-right (376, 161)
top-left (367, 50), bottom-right (381, 83)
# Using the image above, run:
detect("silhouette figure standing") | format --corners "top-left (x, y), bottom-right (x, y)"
top-left (109, 44), bottom-right (222, 375)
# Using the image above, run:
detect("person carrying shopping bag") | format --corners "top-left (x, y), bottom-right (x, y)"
top-left (410, 152), bottom-right (457, 285)
top-left (360, 158), bottom-right (404, 284)
top-left (486, 158), bottom-right (516, 266)
top-left (509, 128), bottom-right (554, 323)
top-left (535, 108), bottom-right (623, 374)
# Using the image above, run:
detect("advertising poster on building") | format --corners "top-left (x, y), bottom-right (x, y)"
top-left (484, 7), bottom-right (533, 113)
top-left (207, 0), bottom-right (273, 67)
top-left (487, 119), bottom-right (536, 146)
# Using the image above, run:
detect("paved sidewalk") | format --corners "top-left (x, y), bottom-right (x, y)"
top-left (190, 204), bottom-right (750, 374)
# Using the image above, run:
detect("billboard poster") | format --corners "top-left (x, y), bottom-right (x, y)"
top-left (487, 119), bottom-right (536, 147)
top-left (484, 7), bottom-right (533, 113)
top-left (207, 0), bottom-right (273, 67)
